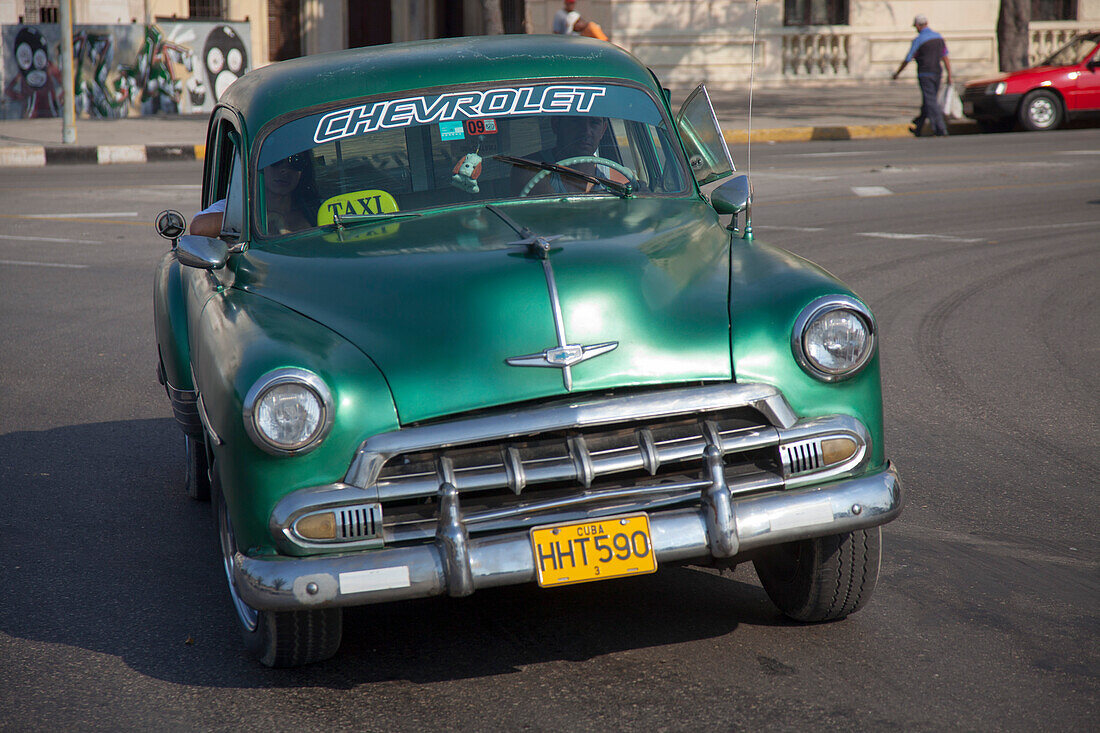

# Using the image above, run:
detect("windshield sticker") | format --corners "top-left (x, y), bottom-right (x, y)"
top-left (439, 121), bottom-right (466, 141)
top-left (314, 85), bottom-right (607, 144)
top-left (316, 189), bottom-right (400, 226)
top-left (465, 118), bottom-right (497, 136)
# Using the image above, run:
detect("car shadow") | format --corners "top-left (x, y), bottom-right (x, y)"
top-left (0, 418), bottom-right (790, 688)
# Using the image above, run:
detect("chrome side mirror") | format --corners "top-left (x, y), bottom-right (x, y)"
top-left (154, 209), bottom-right (187, 243)
top-left (711, 175), bottom-right (750, 216)
top-left (176, 234), bottom-right (229, 270)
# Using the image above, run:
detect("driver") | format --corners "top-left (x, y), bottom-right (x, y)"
top-left (512, 115), bottom-right (627, 195)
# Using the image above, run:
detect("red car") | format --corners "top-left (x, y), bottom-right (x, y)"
top-left (963, 31), bottom-right (1100, 131)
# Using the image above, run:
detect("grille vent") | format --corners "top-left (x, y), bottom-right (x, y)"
top-left (339, 505), bottom-right (380, 539)
top-left (782, 440), bottom-right (823, 475)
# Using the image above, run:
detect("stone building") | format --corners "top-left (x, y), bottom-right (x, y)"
top-left (2, 0), bottom-right (1097, 92)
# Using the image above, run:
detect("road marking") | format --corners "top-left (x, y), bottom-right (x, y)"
top-left (758, 178), bottom-right (1100, 208)
top-left (948, 220), bottom-right (1100, 236)
top-left (1055, 150), bottom-right (1100, 155)
top-left (859, 232), bottom-right (984, 243)
top-left (852, 186), bottom-right (893, 197)
top-left (0, 233), bottom-right (103, 244)
top-left (25, 211), bottom-right (139, 218)
top-left (784, 151), bottom-right (877, 158)
top-left (756, 225), bottom-right (826, 232)
top-left (0, 258), bottom-right (88, 269)
top-left (750, 171), bottom-right (838, 181)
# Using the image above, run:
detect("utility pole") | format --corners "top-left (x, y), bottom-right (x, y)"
top-left (60, 0), bottom-right (76, 143)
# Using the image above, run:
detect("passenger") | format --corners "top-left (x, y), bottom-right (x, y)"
top-left (191, 153), bottom-right (318, 237)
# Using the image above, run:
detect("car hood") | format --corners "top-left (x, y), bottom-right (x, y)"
top-left (234, 197), bottom-right (733, 424)
top-left (966, 65), bottom-right (1066, 87)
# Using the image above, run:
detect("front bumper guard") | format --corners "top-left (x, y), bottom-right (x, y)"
top-left (233, 462), bottom-right (901, 612)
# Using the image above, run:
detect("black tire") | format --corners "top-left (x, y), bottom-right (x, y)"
top-left (1018, 90), bottom-right (1063, 131)
top-left (753, 527), bottom-right (881, 622)
top-left (214, 472), bottom-right (342, 667)
top-left (184, 435), bottom-right (211, 501)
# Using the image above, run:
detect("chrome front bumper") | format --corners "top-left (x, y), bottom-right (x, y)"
top-left (233, 462), bottom-right (901, 612)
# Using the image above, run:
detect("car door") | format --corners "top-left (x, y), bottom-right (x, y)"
top-left (1071, 41), bottom-right (1100, 110)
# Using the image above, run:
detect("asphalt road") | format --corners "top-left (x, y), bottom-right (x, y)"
top-left (1, 128), bottom-right (1097, 730)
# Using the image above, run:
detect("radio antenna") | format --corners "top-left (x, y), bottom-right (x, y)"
top-left (743, 0), bottom-right (759, 240)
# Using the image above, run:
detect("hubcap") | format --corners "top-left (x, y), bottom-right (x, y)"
top-left (1029, 98), bottom-right (1054, 127)
top-left (218, 496), bottom-right (259, 631)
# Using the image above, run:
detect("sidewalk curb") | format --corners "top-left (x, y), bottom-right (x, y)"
top-left (722, 121), bottom-right (979, 144)
top-left (0, 143), bottom-right (206, 167)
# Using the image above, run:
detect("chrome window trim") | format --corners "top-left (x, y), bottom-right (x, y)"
top-left (242, 367), bottom-right (335, 455)
top-left (791, 294), bottom-right (877, 382)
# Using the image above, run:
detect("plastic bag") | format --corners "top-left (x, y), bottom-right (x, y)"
top-left (939, 83), bottom-right (964, 120)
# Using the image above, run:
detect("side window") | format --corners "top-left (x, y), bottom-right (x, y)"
top-left (676, 84), bottom-right (735, 186)
top-left (221, 147), bottom-right (244, 241)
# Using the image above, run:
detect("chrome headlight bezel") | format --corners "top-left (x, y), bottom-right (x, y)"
top-left (791, 295), bottom-right (877, 382)
top-left (242, 368), bottom-right (334, 455)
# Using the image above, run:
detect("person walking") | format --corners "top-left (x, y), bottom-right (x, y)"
top-left (553, 1), bottom-right (580, 35)
top-left (892, 14), bottom-right (953, 137)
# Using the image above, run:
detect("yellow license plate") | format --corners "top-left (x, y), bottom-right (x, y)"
top-left (530, 514), bottom-right (657, 587)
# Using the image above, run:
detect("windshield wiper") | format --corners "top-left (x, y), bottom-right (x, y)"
top-left (493, 154), bottom-right (633, 199)
top-left (323, 210), bottom-right (423, 241)
top-left (326, 211), bottom-right (423, 229)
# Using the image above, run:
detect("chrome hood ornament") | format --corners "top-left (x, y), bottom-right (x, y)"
top-left (506, 342), bottom-right (619, 391)
top-left (489, 207), bottom-right (618, 392)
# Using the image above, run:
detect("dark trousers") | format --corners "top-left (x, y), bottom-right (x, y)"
top-left (915, 73), bottom-right (947, 136)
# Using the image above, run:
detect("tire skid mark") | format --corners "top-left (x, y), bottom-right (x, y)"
top-left (915, 243), bottom-right (1099, 472)
top-left (1037, 261), bottom-right (1100, 401)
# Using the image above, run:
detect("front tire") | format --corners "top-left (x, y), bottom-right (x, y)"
top-left (1018, 90), bottom-right (1063, 131)
top-left (184, 435), bottom-right (211, 501)
top-left (215, 473), bottom-right (342, 667)
top-left (753, 527), bottom-right (881, 622)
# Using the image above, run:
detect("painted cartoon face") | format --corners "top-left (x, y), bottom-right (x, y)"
top-left (14, 27), bottom-right (50, 88)
top-left (203, 25), bottom-right (248, 100)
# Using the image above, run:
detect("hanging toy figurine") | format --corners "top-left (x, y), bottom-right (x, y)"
top-left (450, 150), bottom-right (483, 194)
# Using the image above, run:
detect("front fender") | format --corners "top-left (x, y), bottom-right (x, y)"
top-left (192, 286), bottom-right (400, 553)
top-left (729, 240), bottom-right (886, 468)
top-left (153, 251), bottom-right (193, 391)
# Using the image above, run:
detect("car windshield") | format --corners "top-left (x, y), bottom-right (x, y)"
top-left (1038, 34), bottom-right (1099, 68)
top-left (253, 81), bottom-right (691, 237)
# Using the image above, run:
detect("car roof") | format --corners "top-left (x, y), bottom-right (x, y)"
top-left (220, 34), bottom-right (662, 146)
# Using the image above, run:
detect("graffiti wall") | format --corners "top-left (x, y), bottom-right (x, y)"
top-left (0, 20), bottom-right (251, 119)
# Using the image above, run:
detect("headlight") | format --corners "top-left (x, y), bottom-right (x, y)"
top-left (792, 295), bottom-right (876, 382)
top-left (992, 82), bottom-right (1007, 95)
top-left (243, 368), bottom-right (334, 454)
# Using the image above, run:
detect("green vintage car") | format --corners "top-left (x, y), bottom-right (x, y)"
top-left (153, 35), bottom-right (901, 667)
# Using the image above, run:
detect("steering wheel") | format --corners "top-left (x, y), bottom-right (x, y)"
top-left (520, 155), bottom-right (639, 197)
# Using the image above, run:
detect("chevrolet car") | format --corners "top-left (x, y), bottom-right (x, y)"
top-left (153, 35), bottom-right (902, 667)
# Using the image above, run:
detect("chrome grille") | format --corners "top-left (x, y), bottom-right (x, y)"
top-left (374, 407), bottom-right (786, 544)
top-left (273, 384), bottom-right (871, 555)
top-left (375, 415), bottom-right (779, 503)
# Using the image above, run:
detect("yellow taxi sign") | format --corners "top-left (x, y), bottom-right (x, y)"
top-left (317, 189), bottom-right (401, 242)
top-left (317, 189), bottom-right (399, 225)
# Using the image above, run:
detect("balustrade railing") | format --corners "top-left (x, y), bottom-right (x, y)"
top-left (1029, 22), bottom-right (1095, 65)
top-left (782, 32), bottom-right (850, 76)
